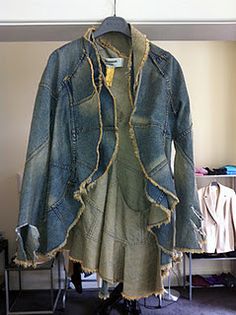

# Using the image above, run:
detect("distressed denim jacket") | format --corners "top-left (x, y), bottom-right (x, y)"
top-left (14, 24), bottom-right (205, 290)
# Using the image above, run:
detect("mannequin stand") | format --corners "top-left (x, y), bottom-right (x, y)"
top-left (93, 283), bottom-right (141, 315)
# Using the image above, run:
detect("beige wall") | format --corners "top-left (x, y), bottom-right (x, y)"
top-left (160, 41), bottom-right (236, 167)
top-left (0, 41), bottom-right (236, 277)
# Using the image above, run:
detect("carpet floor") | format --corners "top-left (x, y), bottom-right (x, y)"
top-left (1, 287), bottom-right (236, 315)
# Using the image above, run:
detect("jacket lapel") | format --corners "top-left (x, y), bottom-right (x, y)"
top-left (215, 183), bottom-right (226, 216)
top-left (203, 183), bottom-right (220, 223)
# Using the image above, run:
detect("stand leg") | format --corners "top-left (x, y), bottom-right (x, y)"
top-left (168, 272), bottom-right (171, 299)
top-left (58, 252), bottom-right (61, 290)
top-left (183, 253), bottom-right (186, 288)
top-left (5, 269), bottom-right (9, 315)
top-left (158, 294), bottom-right (162, 308)
top-left (19, 269), bottom-right (22, 291)
top-left (93, 283), bottom-right (123, 314)
top-left (189, 253), bottom-right (192, 301)
top-left (50, 265), bottom-right (54, 309)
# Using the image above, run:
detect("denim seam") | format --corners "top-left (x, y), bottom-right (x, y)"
top-left (116, 158), bottom-right (144, 175)
top-left (131, 122), bottom-right (164, 131)
top-left (149, 159), bottom-right (168, 176)
top-left (175, 125), bottom-right (192, 141)
top-left (49, 162), bottom-right (71, 170)
top-left (59, 50), bottom-right (87, 86)
top-left (149, 52), bottom-right (165, 77)
top-left (40, 50), bottom-right (87, 101)
top-left (46, 176), bottom-right (70, 212)
top-left (64, 80), bottom-right (77, 168)
top-left (117, 180), bottom-right (151, 213)
top-left (76, 158), bottom-right (95, 170)
top-left (75, 126), bottom-right (99, 132)
top-left (174, 140), bottom-right (194, 167)
top-left (83, 196), bottom-right (104, 213)
top-left (38, 84), bottom-right (58, 100)
top-left (86, 215), bottom-right (99, 239)
top-left (149, 52), bottom-right (173, 113)
top-left (49, 206), bottom-right (67, 226)
top-left (150, 45), bottom-right (169, 62)
top-left (75, 126), bottom-right (115, 133)
top-left (72, 89), bottom-right (96, 107)
top-left (26, 136), bottom-right (49, 163)
top-left (163, 93), bottom-right (170, 145)
top-left (65, 51), bottom-right (87, 81)
top-left (149, 50), bottom-right (170, 138)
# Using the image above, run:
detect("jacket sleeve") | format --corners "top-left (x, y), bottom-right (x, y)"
top-left (170, 56), bottom-right (205, 252)
top-left (14, 51), bottom-right (59, 267)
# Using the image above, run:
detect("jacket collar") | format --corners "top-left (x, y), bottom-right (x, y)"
top-left (203, 182), bottom-right (226, 223)
top-left (82, 24), bottom-right (150, 94)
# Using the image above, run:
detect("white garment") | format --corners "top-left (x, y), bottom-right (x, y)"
top-left (198, 183), bottom-right (236, 253)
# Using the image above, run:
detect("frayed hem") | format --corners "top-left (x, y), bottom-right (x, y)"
top-left (175, 247), bottom-right (204, 254)
top-left (67, 255), bottom-right (171, 301)
top-left (128, 126), bottom-right (179, 214)
top-left (68, 255), bottom-right (120, 285)
top-left (13, 257), bottom-right (38, 269)
top-left (68, 256), bottom-right (98, 274)
top-left (121, 288), bottom-right (165, 301)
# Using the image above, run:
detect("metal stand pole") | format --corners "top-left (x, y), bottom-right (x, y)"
top-left (183, 253), bottom-right (186, 288)
top-left (189, 253), bottom-right (192, 301)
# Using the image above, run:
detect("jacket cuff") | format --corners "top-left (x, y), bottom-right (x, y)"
top-left (14, 223), bottom-right (40, 268)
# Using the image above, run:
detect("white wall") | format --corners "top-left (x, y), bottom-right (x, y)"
top-left (1, 0), bottom-right (236, 23)
top-left (1, 39), bottom-right (236, 289)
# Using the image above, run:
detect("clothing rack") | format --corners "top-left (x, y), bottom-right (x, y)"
top-left (183, 174), bottom-right (236, 300)
top-left (183, 253), bottom-right (236, 300)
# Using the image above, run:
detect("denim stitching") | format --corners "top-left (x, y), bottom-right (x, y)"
top-left (64, 80), bottom-right (77, 168)
top-left (76, 158), bottom-right (95, 170)
top-left (175, 125), bottom-right (192, 141)
top-left (116, 158), bottom-right (144, 175)
top-left (49, 162), bottom-right (71, 170)
top-left (72, 89), bottom-right (96, 107)
top-left (26, 136), bottom-right (49, 163)
top-left (131, 122), bottom-right (164, 131)
top-left (38, 84), bottom-right (58, 100)
top-left (149, 159), bottom-right (168, 176)
top-left (83, 195), bottom-right (104, 213)
top-left (47, 176), bottom-right (71, 211)
top-left (174, 140), bottom-right (194, 167)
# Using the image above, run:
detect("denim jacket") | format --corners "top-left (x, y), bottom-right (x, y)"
top-left (14, 24), bottom-right (205, 272)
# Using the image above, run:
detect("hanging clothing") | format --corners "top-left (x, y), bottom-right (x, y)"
top-left (63, 36), bottom-right (163, 299)
top-left (198, 183), bottom-right (236, 253)
top-left (14, 24), bottom-right (204, 300)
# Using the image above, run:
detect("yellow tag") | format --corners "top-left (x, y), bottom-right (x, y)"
top-left (105, 66), bottom-right (115, 87)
